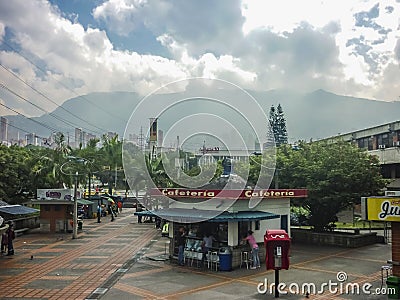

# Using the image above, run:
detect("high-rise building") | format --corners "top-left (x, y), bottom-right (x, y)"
top-left (0, 117), bottom-right (8, 143)
top-left (25, 133), bottom-right (37, 146)
top-left (75, 128), bottom-right (82, 148)
top-left (85, 133), bottom-right (97, 146)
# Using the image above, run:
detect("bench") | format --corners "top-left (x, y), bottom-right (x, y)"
top-left (14, 228), bottom-right (29, 236)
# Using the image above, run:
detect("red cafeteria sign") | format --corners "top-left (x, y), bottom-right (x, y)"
top-left (150, 188), bottom-right (307, 199)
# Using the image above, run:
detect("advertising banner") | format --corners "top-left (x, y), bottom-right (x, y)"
top-left (37, 189), bottom-right (82, 201)
top-left (363, 197), bottom-right (400, 222)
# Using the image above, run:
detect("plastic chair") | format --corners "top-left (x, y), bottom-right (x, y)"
top-left (206, 251), bottom-right (212, 269)
top-left (184, 249), bottom-right (191, 265)
top-left (210, 251), bottom-right (219, 271)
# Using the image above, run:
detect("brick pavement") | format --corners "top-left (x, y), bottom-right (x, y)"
top-left (100, 239), bottom-right (391, 300)
top-left (0, 212), bottom-right (393, 300)
top-left (0, 208), bottom-right (157, 300)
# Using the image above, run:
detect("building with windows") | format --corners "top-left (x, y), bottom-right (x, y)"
top-left (194, 140), bottom-right (262, 166)
top-left (0, 117), bottom-right (8, 144)
top-left (25, 133), bottom-right (38, 146)
top-left (323, 120), bottom-right (400, 189)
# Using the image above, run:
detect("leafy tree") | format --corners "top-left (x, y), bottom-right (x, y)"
top-left (269, 104), bottom-right (288, 146)
top-left (73, 138), bottom-right (102, 190)
top-left (276, 141), bottom-right (387, 231)
top-left (0, 145), bottom-right (36, 203)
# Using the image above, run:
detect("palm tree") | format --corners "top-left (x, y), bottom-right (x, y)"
top-left (101, 134), bottom-right (123, 192)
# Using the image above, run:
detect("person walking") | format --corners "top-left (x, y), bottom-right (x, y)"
top-left (136, 204), bottom-right (143, 223)
top-left (97, 204), bottom-right (102, 223)
top-left (1, 231), bottom-right (7, 254)
top-left (6, 221), bottom-right (15, 256)
top-left (243, 230), bottom-right (260, 269)
top-left (109, 205), bottom-right (115, 222)
top-left (1, 220), bottom-right (8, 254)
top-left (117, 200), bottom-right (123, 214)
top-left (177, 227), bottom-right (186, 266)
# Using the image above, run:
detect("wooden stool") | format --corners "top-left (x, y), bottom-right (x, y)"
top-left (240, 251), bottom-right (251, 269)
top-left (381, 265), bottom-right (392, 288)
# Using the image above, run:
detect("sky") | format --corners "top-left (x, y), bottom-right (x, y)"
top-left (0, 0), bottom-right (399, 118)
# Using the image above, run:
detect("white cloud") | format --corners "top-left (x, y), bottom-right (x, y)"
top-left (0, 0), bottom-right (190, 113)
top-left (0, 0), bottom-right (399, 119)
top-left (0, 22), bottom-right (4, 39)
top-left (93, 0), bottom-right (146, 36)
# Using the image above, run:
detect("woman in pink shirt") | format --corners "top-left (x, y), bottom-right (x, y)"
top-left (243, 230), bottom-right (260, 269)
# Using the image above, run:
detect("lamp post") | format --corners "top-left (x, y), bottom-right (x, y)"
top-left (73, 171), bottom-right (78, 239)
top-left (61, 156), bottom-right (94, 239)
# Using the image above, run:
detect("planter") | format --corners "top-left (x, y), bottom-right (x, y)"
top-left (291, 228), bottom-right (379, 248)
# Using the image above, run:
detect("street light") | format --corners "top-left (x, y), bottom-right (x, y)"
top-left (61, 156), bottom-right (93, 239)
top-left (73, 171), bottom-right (78, 239)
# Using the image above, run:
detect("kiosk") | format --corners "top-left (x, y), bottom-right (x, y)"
top-left (135, 187), bottom-right (307, 269)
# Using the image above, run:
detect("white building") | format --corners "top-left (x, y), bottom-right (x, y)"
top-left (322, 120), bottom-right (400, 189)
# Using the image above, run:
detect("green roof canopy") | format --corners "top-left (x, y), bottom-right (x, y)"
top-left (134, 208), bottom-right (279, 223)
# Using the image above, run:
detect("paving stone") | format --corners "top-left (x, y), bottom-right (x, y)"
top-left (47, 268), bottom-right (88, 276)
top-left (24, 279), bottom-right (74, 289)
top-left (101, 287), bottom-right (144, 300)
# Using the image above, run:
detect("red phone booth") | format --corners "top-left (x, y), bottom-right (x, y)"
top-left (264, 229), bottom-right (291, 270)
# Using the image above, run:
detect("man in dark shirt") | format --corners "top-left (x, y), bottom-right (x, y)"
top-left (177, 227), bottom-right (186, 266)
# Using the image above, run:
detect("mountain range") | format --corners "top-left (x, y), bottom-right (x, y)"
top-left (4, 89), bottom-right (400, 145)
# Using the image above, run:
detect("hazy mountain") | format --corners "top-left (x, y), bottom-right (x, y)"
top-left (4, 89), bottom-right (400, 144)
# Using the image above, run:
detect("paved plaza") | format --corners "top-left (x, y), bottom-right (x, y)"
top-left (0, 209), bottom-right (393, 299)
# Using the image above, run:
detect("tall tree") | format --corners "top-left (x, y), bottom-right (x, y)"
top-left (276, 104), bottom-right (288, 145)
top-left (269, 104), bottom-right (288, 146)
top-left (269, 105), bottom-right (279, 145)
top-left (101, 134), bottom-right (123, 192)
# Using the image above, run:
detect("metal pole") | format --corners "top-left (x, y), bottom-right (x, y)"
top-left (274, 269), bottom-right (280, 298)
top-left (73, 171), bottom-right (78, 239)
top-left (114, 163), bottom-right (117, 188)
top-left (88, 172), bottom-right (91, 200)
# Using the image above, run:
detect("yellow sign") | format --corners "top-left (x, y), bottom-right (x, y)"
top-left (366, 197), bottom-right (400, 222)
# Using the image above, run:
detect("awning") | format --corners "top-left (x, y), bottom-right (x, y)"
top-left (0, 205), bottom-right (39, 215)
top-left (77, 199), bottom-right (94, 205)
top-left (134, 208), bottom-right (279, 223)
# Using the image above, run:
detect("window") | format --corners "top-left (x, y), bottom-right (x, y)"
top-left (368, 138), bottom-right (373, 150)
top-left (44, 205), bottom-right (50, 212)
top-left (377, 134), bottom-right (390, 148)
top-left (382, 134), bottom-right (390, 148)
top-left (357, 139), bottom-right (365, 149)
top-left (238, 221), bottom-right (251, 241)
top-left (255, 220), bottom-right (260, 230)
top-left (357, 137), bottom-right (372, 150)
top-left (395, 165), bottom-right (400, 178)
top-left (381, 165), bottom-right (392, 179)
